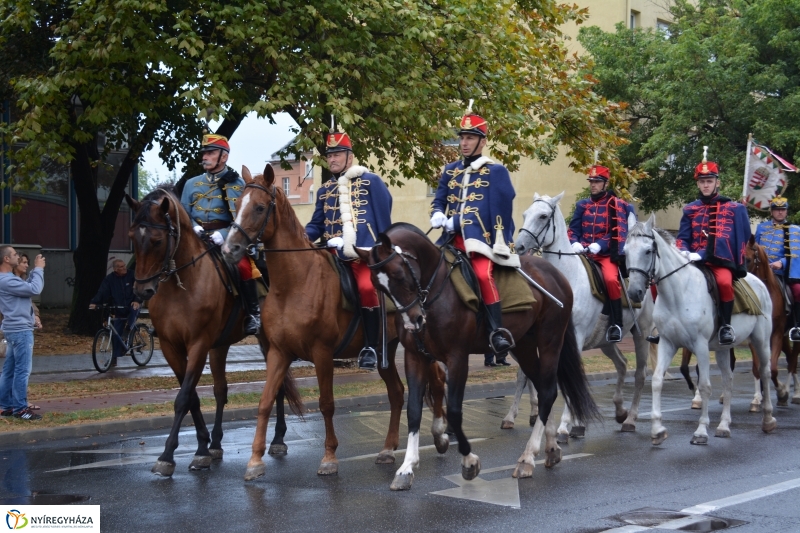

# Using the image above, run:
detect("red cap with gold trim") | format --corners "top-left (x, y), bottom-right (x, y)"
top-left (326, 132), bottom-right (352, 154)
top-left (587, 165), bottom-right (610, 181)
top-left (200, 133), bottom-right (230, 153)
top-left (694, 146), bottom-right (719, 179)
top-left (459, 114), bottom-right (488, 138)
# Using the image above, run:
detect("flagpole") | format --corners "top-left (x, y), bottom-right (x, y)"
top-left (742, 133), bottom-right (753, 204)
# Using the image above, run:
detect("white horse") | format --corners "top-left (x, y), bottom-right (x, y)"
top-left (510, 192), bottom-right (654, 440)
top-left (624, 214), bottom-right (776, 445)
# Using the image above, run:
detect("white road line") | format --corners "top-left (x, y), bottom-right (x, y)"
top-left (338, 438), bottom-right (488, 462)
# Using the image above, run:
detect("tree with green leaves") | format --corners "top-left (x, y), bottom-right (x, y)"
top-left (579, 0), bottom-right (800, 216)
top-left (3, 0), bottom-right (633, 333)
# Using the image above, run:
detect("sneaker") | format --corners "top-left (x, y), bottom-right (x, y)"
top-left (13, 408), bottom-right (42, 421)
top-left (0, 409), bottom-right (12, 417)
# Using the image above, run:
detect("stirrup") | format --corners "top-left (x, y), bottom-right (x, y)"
top-left (606, 324), bottom-right (623, 343)
top-left (489, 328), bottom-right (515, 355)
top-left (718, 326), bottom-right (735, 345)
top-left (790, 327), bottom-right (800, 342)
top-left (358, 347), bottom-right (378, 370)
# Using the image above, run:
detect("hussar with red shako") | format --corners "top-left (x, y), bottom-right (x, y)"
top-left (568, 158), bottom-right (636, 343)
top-left (677, 147), bottom-right (751, 345)
top-left (430, 101), bottom-right (518, 356)
top-left (305, 128), bottom-right (393, 369)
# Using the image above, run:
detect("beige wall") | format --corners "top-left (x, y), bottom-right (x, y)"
top-left (292, 0), bottom-right (680, 233)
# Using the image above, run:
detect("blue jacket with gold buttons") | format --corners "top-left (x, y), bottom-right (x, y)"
top-left (179, 167), bottom-right (243, 239)
top-left (754, 220), bottom-right (800, 281)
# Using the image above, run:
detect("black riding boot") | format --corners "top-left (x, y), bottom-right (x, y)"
top-left (718, 300), bottom-right (735, 345)
top-left (486, 302), bottom-right (513, 356)
top-left (790, 303), bottom-right (800, 342)
top-left (241, 279), bottom-right (261, 336)
top-left (646, 328), bottom-right (660, 344)
top-left (606, 298), bottom-right (623, 343)
top-left (484, 353), bottom-right (497, 367)
top-left (358, 308), bottom-right (379, 370)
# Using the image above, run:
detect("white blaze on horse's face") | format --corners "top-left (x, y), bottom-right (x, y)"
top-left (376, 271), bottom-right (415, 331)
top-left (235, 191), bottom-right (251, 226)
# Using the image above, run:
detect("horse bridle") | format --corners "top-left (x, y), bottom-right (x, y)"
top-left (228, 182), bottom-right (277, 257)
top-left (627, 231), bottom-right (692, 287)
top-left (367, 246), bottom-right (449, 317)
top-left (518, 199), bottom-right (557, 253)
top-left (134, 194), bottom-right (182, 285)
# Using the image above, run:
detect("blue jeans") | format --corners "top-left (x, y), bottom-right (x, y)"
top-left (0, 330), bottom-right (34, 413)
top-left (112, 308), bottom-right (140, 360)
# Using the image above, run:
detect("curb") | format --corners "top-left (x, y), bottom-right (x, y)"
top-left (0, 360), bottom-right (757, 447)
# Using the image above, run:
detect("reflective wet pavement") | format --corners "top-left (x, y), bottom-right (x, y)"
top-left (3, 368), bottom-right (800, 532)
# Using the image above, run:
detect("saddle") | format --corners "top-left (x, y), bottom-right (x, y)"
top-left (775, 276), bottom-right (794, 316)
top-left (692, 264), bottom-right (761, 316)
top-left (443, 246), bottom-right (535, 314)
top-left (578, 255), bottom-right (641, 311)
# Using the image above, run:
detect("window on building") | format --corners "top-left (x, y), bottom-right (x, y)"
top-left (630, 10), bottom-right (639, 29)
top-left (304, 160), bottom-right (314, 181)
top-left (656, 19), bottom-right (671, 37)
top-left (427, 184), bottom-right (437, 197)
top-left (283, 177), bottom-right (291, 197)
top-left (309, 186), bottom-right (315, 204)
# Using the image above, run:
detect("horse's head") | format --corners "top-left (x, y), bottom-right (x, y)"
top-left (515, 192), bottom-right (565, 255)
top-left (624, 212), bottom-right (658, 304)
top-left (126, 189), bottom-right (182, 300)
top-left (355, 225), bottom-right (436, 333)
top-left (222, 164), bottom-right (278, 264)
top-left (745, 235), bottom-right (767, 275)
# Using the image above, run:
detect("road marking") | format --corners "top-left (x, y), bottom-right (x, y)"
top-left (338, 438), bottom-right (488, 462)
top-left (432, 453), bottom-right (593, 509)
top-left (599, 476), bottom-right (800, 531)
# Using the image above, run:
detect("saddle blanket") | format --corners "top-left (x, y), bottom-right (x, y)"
top-left (579, 255), bottom-right (641, 309)
top-left (732, 278), bottom-right (762, 316)
top-left (444, 249), bottom-right (536, 314)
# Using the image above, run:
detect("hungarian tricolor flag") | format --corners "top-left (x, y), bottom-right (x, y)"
top-left (743, 137), bottom-right (797, 210)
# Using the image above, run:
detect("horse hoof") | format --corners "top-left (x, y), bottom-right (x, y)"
top-left (545, 447), bottom-right (562, 468)
top-left (762, 418), bottom-right (777, 434)
top-left (209, 448), bottom-right (223, 460)
top-left (718, 395), bottom-right (724, 405)
top-left (375, 450), bottom-right (396, 464)
top-left (749, 402), bottom-right (762, 413)
top-left (620, 423), bottom-right (636, 433)
top-left (244, 463), bottom-right (266, 481)
top-left (615, 410), bottom-right (629, 424)
top-left (651, 430), bottom-right (668, 446)
top-left (556, 432), bottom-right (569, 445)
top-left (569, 426), bottom-right (585, 438)
top-left (529, 415), bottom-right (537, 427)
top-left (151, 460), bottom-right (175, 477)
top-left (778, 398), bottom-right (789, 407)
top-left (461, 459), bottom-right (481, 481)
top-left (792, 396), bottom-right (800, 405)
top-left (691, 400), bottom-right (702, 410)
top-left (390, 473), bottom-right (414, 491)
top-left (715, 428), bottom-right (731, 438)
top-left (268, 444), bottom-right (288, 456)
top-left (500, 420), bottom-right (515, 430)
top-left (690, 435), bottom-right (708, 445)
top-left (189, 455), bottom-right (213, 470)
top-left (512, 462), bottom-right (534, 479)
top-left (317, 462), bottom-right (339, 475)
top-left (434, 437), bottom-right (450, 455)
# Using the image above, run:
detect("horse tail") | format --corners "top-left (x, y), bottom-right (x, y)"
top-left (557, 317), bottom-right (602, 426)
top-left (282, 369), bottom-right (305, 419)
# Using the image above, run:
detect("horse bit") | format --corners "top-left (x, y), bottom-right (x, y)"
top-left (228, 182), bottom-right (277, 257)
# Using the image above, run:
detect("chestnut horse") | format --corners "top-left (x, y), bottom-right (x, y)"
top-left (221, 165), bottom-right (446, 481)
top-left (126, 188), bottom-right (301, 477)
top-left (357, 224), bottom-right (600, 490)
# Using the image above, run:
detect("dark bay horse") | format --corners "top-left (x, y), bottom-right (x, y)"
top-left (221, 165), bottom-right (447, 481)
top-left (126, 188), bottom-right (301, 477)
top-left (356, 224), bottom-right (600, 490)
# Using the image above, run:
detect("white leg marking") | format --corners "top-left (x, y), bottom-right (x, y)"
top-left (395, 432), bottom-right (420, 476)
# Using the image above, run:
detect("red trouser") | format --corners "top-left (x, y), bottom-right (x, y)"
top-left (708, 265), bottom-right (733, 302)
top-left (237, 256), bottom-right (253, 281)
top-left (590, 254), bottom-right (621, 300)
top-left (351, 258), bottom-right (379, 308)
top-left (454, 235), bottom-right (500, 305)
top-left (790, 282), bottom-right (800, 302)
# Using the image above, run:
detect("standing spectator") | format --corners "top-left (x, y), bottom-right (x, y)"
top-left (89, 259), bottom-right (141, 367)
top-left (12, 254), bottom-right (41, 330)
top-left (0, 246), bottom-right (45, 420)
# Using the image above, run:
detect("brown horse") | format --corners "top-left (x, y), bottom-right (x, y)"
top-left (221, 165), bottom-right (447, 481)
top-left (126, 188), bottom-right (301, 477)
top-left (356, 224), bottom-right (600, 490)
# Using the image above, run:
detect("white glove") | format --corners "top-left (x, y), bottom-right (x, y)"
top-left (587, 243), bottom-right (601, 254)
top-left (193, 225), bottom-right (204, 237)
top-left (571, 242), bottom-right (585, 254)
top-left (680, 250), bottom-right (691, 258)
top-left (444, 217), bottom-right (455, 232)
top-left (688, 252), bottom-right (702, 262)
top-left (327, 237), bottom-right (345, 250)
top-left (211, 231), bottom-right (224, 246)
top-left (430, 211), bottom-right (447, 228)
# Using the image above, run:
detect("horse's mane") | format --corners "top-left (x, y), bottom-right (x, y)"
top-left (385, 222), bottom-right (429, 239)
top-left (628, 222), bottom-right (676, 245)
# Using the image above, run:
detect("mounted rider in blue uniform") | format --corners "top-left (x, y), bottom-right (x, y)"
top-left (179, 134), bottom-right (262, 335)
top-left (305, 131), bottom-right (393, 370)
top-left (754, 196), bottom-right (800, 341)
top-left (676, 148), bottom-right (751, 345)
top-left (430, 102), bottom-right (519, 356)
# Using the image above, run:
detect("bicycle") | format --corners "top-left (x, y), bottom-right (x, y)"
top-left (91, 305), bottom-right (154, 373)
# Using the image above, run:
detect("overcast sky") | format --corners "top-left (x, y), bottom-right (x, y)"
top-left (141, 112), bottom-right (299, 181)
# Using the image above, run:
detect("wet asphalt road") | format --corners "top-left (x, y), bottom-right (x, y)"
top-left (3, 369), bottom-right (800, 533)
